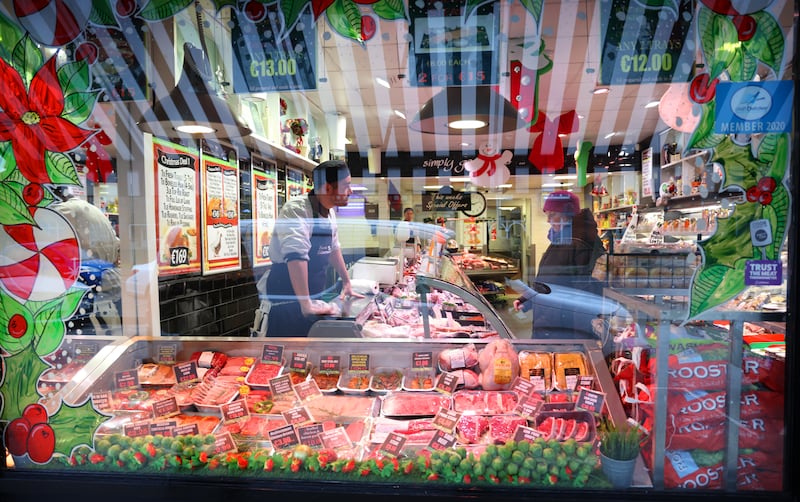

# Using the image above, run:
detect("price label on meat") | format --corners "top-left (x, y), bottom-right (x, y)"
top-left (348, 353), bottom-right (370, 372)
top-left (289, 352), bottom-right (309, 371)
top-left (114, 369), bottom-right (139, 390)
top-left (174, 423), bottom-right (200, 436)
top-left (514, 395), bottom-right (543, 421)
top-left (269, 374), bottom-right (293, 396)
top-left (269, 424), bottom-right (300, 450)
top-left (513, 424), bottom-right (545, 443)
top-left (152, 138), bottom-right (201, 276)
top-left (261, 344), bottom-right (284, 364)
top-left (412, 352), bottom-right (433, 369)
top-left (379, 432), bottom-right (407, 458)
top-left (221, 399), bottom-right (249, 423)
top-left (149, 421), bottom-right (177, 437)
top-left (213, 432), bottom-right (238, 455)
top-left (124, 422), bottom-right (150, 438)
top-left (432, 408), bottom-right (460, 433)
top-left (435, 372), bottom-right (459, 395)
top-left (173, 361), bottom-right (199, 384)
top-left (319, 427), bottom-right (352, 451)
top-left (511, 376), bottom-right (535, 397)
top-left (157, 344), bottom-right (177, 364)
top-left (91, 392), bottom-right (113, 412)
top-left (293, 379), bottom-right (321, 401)
top-left (282, 406), bottom-right (313, 426)
top-left (152, 396), bottom-right (180, 419)
top-left (575, 388), bottom-right (606, 415)
top-left (297, 423), bottom-right (325, 448)
top-left (201, 156), bottom-right (241, 275)
top-left (575, 375), bottom-right (595, 391)
top-left (319, 355), bottom-right (340, 373)
top-left (426, 430), bottom-right (457, 451)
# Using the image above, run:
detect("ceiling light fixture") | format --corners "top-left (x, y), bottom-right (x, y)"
top-left (604, 132), bottom-right (616, 139)
top-left (552, 174), bottom-right (577, 180)
top-left (375, 77), bottom-right (391, 89)
top-left (592, 86), bottom-right (610, 95)
top-left (136, 3), bottom-right (251, 140)
top-left (394, 110), bottom-right (407, 119)
top-left (409, 86), bottom-right (524, 134)
top-left (542, 182), bottom-right (574, 188)
top-left (645, 100), bottom-right (660, 108)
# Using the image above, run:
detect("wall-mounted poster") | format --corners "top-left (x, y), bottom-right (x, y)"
top-left (252, 157), bottom-right (278, 267)
top-left (286, 167), bottom-right (306, 201)
top-left (201, 155), bottom-right (242, 274)
top-left (153, 138), bottom-right (201, 276)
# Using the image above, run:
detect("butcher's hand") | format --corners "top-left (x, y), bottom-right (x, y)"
top-left (513, 299), bottom-right (523, 311)
top-left (302, 299), bottom-right (338, 317)
top-left (339, 280), bottom-right (365, 301)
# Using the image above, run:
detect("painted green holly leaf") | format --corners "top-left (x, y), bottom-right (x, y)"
top-left (517, 0), bottom-right (544, 24)
top-left (63, 91), bottom-right (101, 125)
top-left (33, 305), bottom-right (68, 357)
top-left (45, 152), bottom-right (81, 186)
top-left (372, 0), bottom-right (406, 21)
top-left (697, 7), bottom-right (737, 80)
top-left (326, 0), bottom-right (363, 42)
top-left (0, 182), bottom-right (36, 226)
top-left (687, 102), bottom-right (724, 150)
top-left (743, 11), bottom-right (785, 74)
top-left (279, 0), bottom-right (311, 33)
top-left (689, 260), bottom-right (746, 319)
top-left (727, 44), bottom-right (758, 81)
top-left (0, 345), bottom-right (50, 421)
top-left (11, 34), bottom-right (43, 88)
top-left (50, 398), bottom-right (110, 458)
top-left (0, 293), bottom-right (35, 354)
top-left (700, 201), bottom-right (757, 269)
top-left (58, 60), bottom-right (92, 95)
top-left (89, 0), bottom-right (120, 28)
top-left (0, 10), bottom-right (24, 62)
top-left (712, 137), bottom-right (760, 190)
top-left (465, 0), bottom-right (494, 20)
top-left (138, 0), bottom-right (194, 21)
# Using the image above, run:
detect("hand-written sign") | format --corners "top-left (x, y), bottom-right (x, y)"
top-left (424, 191), bottom-right (471, 212)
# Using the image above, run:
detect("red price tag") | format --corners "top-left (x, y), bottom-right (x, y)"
top-left (114, 370), bottom-right (139, 390)
top-left (435, 372), bottom-right (459, 395)
top-left (221, 399), bottom-right (249, 423)
top-left (268, 424), bottom-right (300, 450)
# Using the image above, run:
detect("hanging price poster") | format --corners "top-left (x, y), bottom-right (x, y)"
top-left (408, 1), bottom-right (498, 87)
top-left (599, 0), bottom-right (694, 85)
top-left (152, 137), bottom-right (201, 276)
top-left (251, 156), bottom-right (278, 267)
top-left (231, 7), bottom-right (317, 92)
top-left (201, 155), bottom-right (242, 274)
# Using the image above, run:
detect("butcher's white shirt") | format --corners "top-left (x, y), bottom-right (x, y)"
top-left (267, 195), bottom-right (341, 264)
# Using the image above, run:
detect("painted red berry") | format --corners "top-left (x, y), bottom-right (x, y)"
top-left (757, 176), bottom-right (777, 193)
top-left (22, 403), bottom-right (48, 427)
top-left (732, 15), bottom-right (756, 41)
top-left (758, 191), bottom-right (773, 205)
top-left (3, 417), bottom-right (31, 456)
top-left (22, 183), bottom-right (44, 206)
top-left (361, 15), bottom-right (376, 41)
top-left (8, 313), bottom-right (28, 338)
top-left (243, 0), bottom-right (267, 22)
top-left (27, 423), bottom-right (56, 464)
top-left (689, 73), bottom-right (718, 104)
top-left (75, 42), bottom-right (99, 64)
top-left (116, 0), bottom-right (137, 18)
top-left (746, 186), bottom-right (761, 202)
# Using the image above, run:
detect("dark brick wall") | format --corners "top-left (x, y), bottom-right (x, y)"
top-left (158, 269), bottom-right (260, 337)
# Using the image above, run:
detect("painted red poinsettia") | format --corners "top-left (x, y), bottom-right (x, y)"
top-left (0, 56), bottom-right (93, 184)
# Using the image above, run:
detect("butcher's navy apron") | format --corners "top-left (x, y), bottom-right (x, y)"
top-left (266, 205), bottom-right (333, 337)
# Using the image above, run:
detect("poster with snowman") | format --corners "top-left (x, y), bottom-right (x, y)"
top-left (463, 142), bottom-right (513, 189)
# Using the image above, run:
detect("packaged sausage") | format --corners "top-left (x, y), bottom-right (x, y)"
top-left (518, 351), bottom-right (552, 390)
top-left (553, 352), bottom-right (588, 390)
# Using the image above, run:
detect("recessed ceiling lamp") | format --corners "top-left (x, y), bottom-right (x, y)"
top-left (645, 100), bottom-right (660, 108)
top-left (552, 174), bottom-right (577, 180)
top-left (592, 86), bottom-right (610, 95)
top-left (604, 131), bottom-right (617, 139)
top-left (409, 86), bottom-right (524, 134)
top-left (542, 182), bottom-right (574, 188)
top-left (394, 110), bottom-right (406, 119)
top-left (137, 3), bottom-right (251, 140)
top-left (376, 77), bottom-right (391, 89)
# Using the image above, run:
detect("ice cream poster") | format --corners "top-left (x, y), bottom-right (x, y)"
top-left (153, 138), bottom-right (201, 276)
top-left (201, 155), bottom-right (242, 274)
top-left (252, 158), bottom-right (278, 267)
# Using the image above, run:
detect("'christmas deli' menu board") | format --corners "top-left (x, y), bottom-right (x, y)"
top-left (252, 157), bottom-right (278, 267)
top-left (153, 138), bottom-right (201, 276)
top-left (201, 155), bottom-right (241, 274)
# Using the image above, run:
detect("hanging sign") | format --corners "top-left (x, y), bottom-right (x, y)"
top-left (231, 8), bottom-right (317, 92)
top-left (423, 190), bottom-right (471, 212)
top-left (252, 157), bottom-right (278, 267)
top-left (153, 138), bottom-right (201, 276)
top-left (408, 1), bottom-right (498, 86)
top-left (599, 0), bottom-right (694, 85)
top-left (201, 155), bottom-right (242, 274)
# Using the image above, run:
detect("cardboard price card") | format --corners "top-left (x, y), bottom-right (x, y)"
top-left (269, 374), bottom-right (294, 397)
top-left (319, 427), bottom-right (352, 451)
top-left (319, 355), bottom-right (341, 373)
top-left (152, 396), bottom-right (180, 419)
top-left (282, 406), bottom-right (313, 426)
top-left (294, 379), bottom-right (322, 401)
top-left (575, 388), bottom-right (606, 415)
top-left (124, 421), bottom-right (151, 438)
top-left (514, 395), bottom-right (543, 421)
top-left (348, 353), bottom-right (370, 372)
top-left (221, 399), bottom-right (250, 423)
top-left (268, 424), bottom-right (300, 451)
top-left (412, 351), bottom-right (433, 370)
top-left (435, 372), bottom-right (459, 395)
top-left (432, 408), bottom-right (460, 433)
top-left (513, 424), bottom-right (546, 443)
top-left (261, 344), bottom-right (284, 365)
top-left (149, 421), bottom-right (177, 437)
top-left (114, 369), bottom-right (140, 390)
top-left (91, 391), bottom-right (113, 412)
top-left (213, 432), bottom-right (238, 455)
top-left (297, 423), bottom-right (325, 449)
top-left (378, 432), bottom-right (407, 459)
top-left (173, 361), bottom-right (199, 384)
top-left (426, 429), bottom-right (457, 452)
